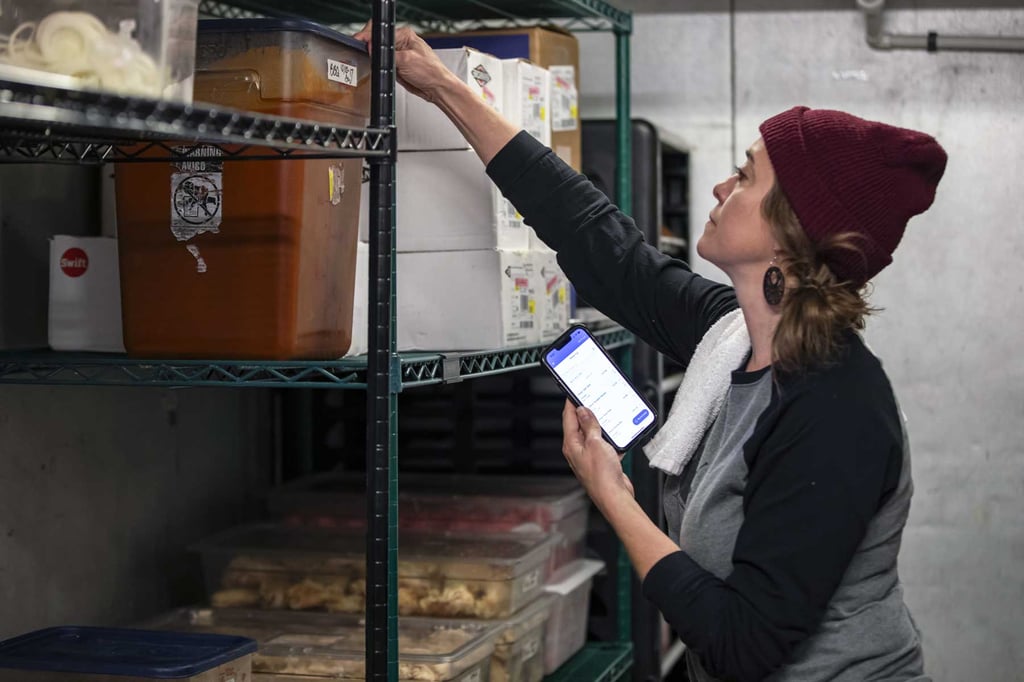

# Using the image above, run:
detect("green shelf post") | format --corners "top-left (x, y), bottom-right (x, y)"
top-left (615, 20), bottom-right (633, 648)
top-left (365, 1), bottom-right (399, 680)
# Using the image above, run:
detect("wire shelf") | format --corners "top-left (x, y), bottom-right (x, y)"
top-left (0, 79), bottom-right (390, 164)
top-left (0, 327), bottom-right (632, 389)
top-left (199, 0), bottom-right (631, 33)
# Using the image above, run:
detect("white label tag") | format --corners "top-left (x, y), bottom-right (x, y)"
top-left (327, 58), bottom-right (358, 86)
top-left (549, 65), bottom-right (578, 132)
top-left (522, 568), bottom-right (540, 592)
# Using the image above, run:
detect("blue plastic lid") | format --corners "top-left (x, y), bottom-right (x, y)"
top-left (198, 18), bottom-right (368, 54)
top-left (0, 627), bottom-right (257, 678)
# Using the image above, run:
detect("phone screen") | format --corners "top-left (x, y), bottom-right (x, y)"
top-left (545, 327), bottom-right (656, 450)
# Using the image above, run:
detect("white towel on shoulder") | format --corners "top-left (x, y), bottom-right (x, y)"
top-left (643, 308), bottom-right (751, 475)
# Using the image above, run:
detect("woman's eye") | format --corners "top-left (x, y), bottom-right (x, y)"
top-left (733, 165), bottom-right (746, 181)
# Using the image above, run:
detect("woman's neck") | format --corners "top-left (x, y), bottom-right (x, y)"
top-left (733, 280), bottom-right (780, 372)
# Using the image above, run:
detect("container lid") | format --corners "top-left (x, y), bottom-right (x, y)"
top-left (270, 472), bottom-right (587, 522)
top-left (258, 615), bottom-right (499, 664)
top-left (145, 609), bottom-right (498, 680)
top-left (197, 19), bottom-right (367, 54)
top-left (0, 626), bottom-right (256, 678)
top-left (543, 559), bottom-right (605, 596)
top-left (195, 523), bottom-right (556, 580)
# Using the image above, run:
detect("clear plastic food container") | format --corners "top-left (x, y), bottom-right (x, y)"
top-left (145, 608), bottom-right (499, 682)
top-left (542, 559), bottom-right (605, 674)
top-left (0, 0), bottom-right (199, 102)
top-left (486, 594), bottom-right (553, 682)
top-left (194, 524), bottom-right (556, 619)
top-left (0, 626), bottom-right (254, 681)
top-left (269, 473), bottom-right (588, 570)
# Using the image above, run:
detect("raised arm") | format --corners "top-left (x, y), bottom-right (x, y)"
top-left (356, 24), bottom-right (738, 362)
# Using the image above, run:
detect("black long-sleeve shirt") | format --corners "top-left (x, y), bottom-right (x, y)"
top-left (487, 132), bottom-right (927, 681)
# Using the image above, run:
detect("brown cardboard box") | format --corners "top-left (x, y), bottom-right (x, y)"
top-left (426, 27), bottom-right (582, 170)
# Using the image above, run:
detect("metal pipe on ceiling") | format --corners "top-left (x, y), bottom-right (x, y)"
top-left (858, 0), bottom-right (1024, 53)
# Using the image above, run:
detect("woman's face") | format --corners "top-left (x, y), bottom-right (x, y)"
top-left (697, 137), bottom-right (778, 277)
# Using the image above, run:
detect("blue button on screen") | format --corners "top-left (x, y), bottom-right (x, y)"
top-left (632, 409), bottom-right (650, 425)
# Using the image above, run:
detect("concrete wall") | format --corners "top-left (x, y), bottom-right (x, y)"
top-left (579, 6), bottom-right (1024, 679)
top-left (0, 387), bottom-right (272, 637)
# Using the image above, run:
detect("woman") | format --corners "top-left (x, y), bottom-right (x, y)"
top-left (359, 24), bottom-right (947, 681)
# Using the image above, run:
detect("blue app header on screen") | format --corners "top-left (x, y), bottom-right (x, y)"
top-left (546, 327), bottom-right (589, 368)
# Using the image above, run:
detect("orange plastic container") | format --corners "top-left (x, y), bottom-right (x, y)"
top-left (115, 20), bottom-right (370, 358)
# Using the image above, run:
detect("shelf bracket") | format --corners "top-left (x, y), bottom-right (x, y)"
top-left (440, 354), bottom-right (464, 384)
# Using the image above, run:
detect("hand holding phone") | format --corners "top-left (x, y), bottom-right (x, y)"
top-left (541, 324), bottom-right (657, 453)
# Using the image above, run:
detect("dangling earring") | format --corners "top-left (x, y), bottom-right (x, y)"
top-left (763, 259), bottom-right (785, 306)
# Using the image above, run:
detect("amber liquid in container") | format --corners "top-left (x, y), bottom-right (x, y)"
top-left (115, 22), bottom-right (370, 359)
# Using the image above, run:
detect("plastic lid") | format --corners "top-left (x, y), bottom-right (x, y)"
top-left (146, 609), bottom-right (499, 665)
top-left (197, 19), bottom-right (367, 54)
top-left (543, 559), bottom-right (605, 596)
top-left (259, 615), bottom-right (499, 664)
top-left (0, 627), bottom-right (256, 678)
top-left (271, 473), bottom-right (587, 521)
top-left (194, 523), bottom-right (556, 579)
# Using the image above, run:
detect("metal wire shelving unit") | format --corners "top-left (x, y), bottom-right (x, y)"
top-left (0, 1), bottom-right (634, 679)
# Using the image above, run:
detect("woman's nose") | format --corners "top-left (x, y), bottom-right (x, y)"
top-left (713, 178), bottom-right (729, 204)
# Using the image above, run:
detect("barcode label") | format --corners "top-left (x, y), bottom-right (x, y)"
top-left (520, 320), bottom-right (534, 329)
top-left (327, 59), bottom-right (357, 86)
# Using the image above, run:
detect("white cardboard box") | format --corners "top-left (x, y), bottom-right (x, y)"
top-left (533, 249), bottom-right (571, 342)
top-left (48, 236), bottom-right (124, 352)
top-left (397, 47), bottom-right (504, 151)
top-left (392, 149), bottom-right (529, 252)
top-left (397, 249), bottom-right (538, 351)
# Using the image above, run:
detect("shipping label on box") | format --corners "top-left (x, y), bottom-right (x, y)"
top-left (502, 59), bottom-right (552, 146)
top-left (397, 47), bottom-right (504, 151)
top-left (48, 236), bottom-right (124, 353)
top-left (504, 250), bottom-right (538, 347)
top-left (549, 65), bottom-right (579, 133)
top-left (533, 250), bottom-right (570, 342)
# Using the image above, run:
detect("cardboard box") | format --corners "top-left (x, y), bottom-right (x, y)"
top-left (391, 149), bottom-right (529, 252)
top-left (397, 249), bottom-right (538, 351)
top-left (348, 241), bottom-right (368, 356)
top-left (48, 236), bottom-right (124, 352)
top-left (397, 47), bottom-right (503, 151)
top-left (533, 249), bottom-right (571, 342)
top-left (426, 28), bottom-right (581, 170)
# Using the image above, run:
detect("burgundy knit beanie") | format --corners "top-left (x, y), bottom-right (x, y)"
top-left (759, 106), bottom-right (947, 285)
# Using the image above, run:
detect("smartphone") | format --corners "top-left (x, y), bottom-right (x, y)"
top-left (541, 324), bottom-right (658, 453)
